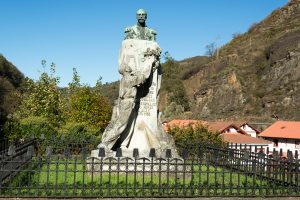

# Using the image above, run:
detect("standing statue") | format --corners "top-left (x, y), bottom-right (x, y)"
top-left (93, 9), bottom-right (177, 158)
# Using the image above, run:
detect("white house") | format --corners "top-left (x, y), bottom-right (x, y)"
top-left (236, 122), bottom-right (261, 138)
top-left (259, 121), bottom-right (300, 157)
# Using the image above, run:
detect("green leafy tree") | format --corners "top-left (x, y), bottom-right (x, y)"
top-left (68, 68), bottom-right (81, 91)
top-left (161, 55), bottom-right (190, 111)
top-left (4, 61), bottom-right (63, 140)
top-left (66, 68), bottom-right (112, 132)
top-left (68, 87), bottom-right (112, 131)
top-left (15, 61), bottom-right (64, 125)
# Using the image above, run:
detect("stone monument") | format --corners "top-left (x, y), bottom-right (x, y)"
top-left (91, 9), bottom-right (178, 159)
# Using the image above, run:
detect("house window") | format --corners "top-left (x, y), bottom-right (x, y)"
top-left (295, 140), bottom-right (300, 149)
top-left (273, 139), bottom-right (278, 147)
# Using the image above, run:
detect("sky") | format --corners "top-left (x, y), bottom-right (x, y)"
top-left (0, 0), bottom-right (287, 87)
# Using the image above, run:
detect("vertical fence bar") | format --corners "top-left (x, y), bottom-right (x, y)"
top-left (150, 156), bottom-right (153, 197)
top-left (0, 158), bottom-right (3, 196)
top-left (91, 157), bottom-right (95, 197)
top-left (125, 157), bottom-right (129, 197)
top-left (273, 159), bottom-right (278, 196)
top-left (64, 148), bottom-right (69, 197)
top-left (133, 155), bottom-right (137, 197)
top-left (54, 157), bottom-right (59, 196)
top-left (81, 153), bottom-right (85, 197)
top-left (174, 157), bottom-right (178, 197)
top-left (237, 148), bottom-right (241, 196)
top-left (229, 149), bottom-right (233, 196)
top-left (46, 156), bottom-right (50, 196)
top-left (97, 147), bottom-right (105, 197)
top-left (116, 148), bottom-right (122, 197)
top-left (73, 156), bottom-right (77, 196)
top-left (189, 152), bottom-right (194, 197)
top-left (99, 156), bottom-right (103, 197)
top-left (36, 156), bottom-right (42, 197)
top-left (196, 148), bottom-right (202, 197)
top-left (8, 154), bottom-right (13, 196)
top-left (149, 149), bottom-right (155, 197)
top-left (251, 150), bottom-right (256, 196)
top-left (296, 159), bottom-right (299, 195)
top-left (245, 151), bottom-right (249, 196)
top-left (213, 149), bottom-right (217, 196)
top-left (221, 148), bottom-right (225, 196)
top-left (166, 149), bottom-right (171, 197)
top-left (205, 145), bottom-right (209, 197)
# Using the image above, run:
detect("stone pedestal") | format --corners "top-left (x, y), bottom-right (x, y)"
top-left (86, 156), bottom-right (188, 173)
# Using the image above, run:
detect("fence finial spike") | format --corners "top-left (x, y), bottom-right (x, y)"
top-left (133, 148), bottom-right (139, 158)
top-left (116, 148), bottom-right (122, 157)
top-left (45, 146), bottom-right (52, 157)
top-left (98, 147), bottom-right (105, 157)
top-left (166, 149), bottom-right (172, 158)
top-left (27, 145), bottom-right (35, 158)
top-left (149, 148), bottom-right (156, 158)
top-left (8, 145), bottom-right (16, 156)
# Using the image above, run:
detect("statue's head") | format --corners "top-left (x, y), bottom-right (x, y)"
top-left (136, 9), bottom-right (147, 24)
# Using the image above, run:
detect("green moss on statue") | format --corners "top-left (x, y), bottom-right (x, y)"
top-left (124, 9), bottom-right (157, 41)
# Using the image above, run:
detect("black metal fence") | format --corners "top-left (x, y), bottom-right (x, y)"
top-left (0, 138), bottom-right (9, 152)
top-left (0, 139), bottom-right (299, 198)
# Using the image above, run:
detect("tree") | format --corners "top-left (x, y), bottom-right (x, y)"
top-left (3, 61), bottom-right (63, 140)
top-left (161, 102), bottom-right (184, 121)
top-left (161, 57), bottom-right (190, 111)
top-left (167, 124), bottom-right (225, 156)
top-left (15, 61), bottom-right (64, 125)
top-left (68, 68), bottom-right (81, 91)
top-left (68, 86), bottom-right (112, 131)
top-left (66, 68), bottom-right (112, 131)
top-left (205, 42), bottom-right (217, 59)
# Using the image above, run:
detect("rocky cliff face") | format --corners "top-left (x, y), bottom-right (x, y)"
top-left (182, 1), bottom-right (300, 121)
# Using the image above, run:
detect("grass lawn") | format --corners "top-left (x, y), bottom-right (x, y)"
top-left (1, 158), bottom-right (297, 197)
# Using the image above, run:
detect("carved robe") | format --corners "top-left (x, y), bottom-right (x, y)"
top-left (97, 39), bottom-right (176, 157)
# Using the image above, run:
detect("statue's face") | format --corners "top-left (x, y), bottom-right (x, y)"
top-left (136, 9), bottom-right (147, 23)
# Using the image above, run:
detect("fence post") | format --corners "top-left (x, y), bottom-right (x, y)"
top-left (98, 147), bottom-right (105, 196)
top-left (116, 148), bottom-right (122, 197)
top-left (296, 159), bottom-right (299, 194)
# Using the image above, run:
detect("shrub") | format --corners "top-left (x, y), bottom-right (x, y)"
top-left (167, 124), bottom-right (225, 156)
top-left (3, 116), bottom-right (57, 142)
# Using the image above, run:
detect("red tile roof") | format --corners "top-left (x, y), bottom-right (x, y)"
top-left (223, 133), bottom-right (271, 144)
top-left (259, 121), bottom-right (300, 139)
top-left (207, 122), bottom-right (247, 134)
top-left (164, 120), bottom-right (247, 134)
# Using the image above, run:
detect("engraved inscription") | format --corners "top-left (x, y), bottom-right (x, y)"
top-left (139, 85), bottom-right (156, 116)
